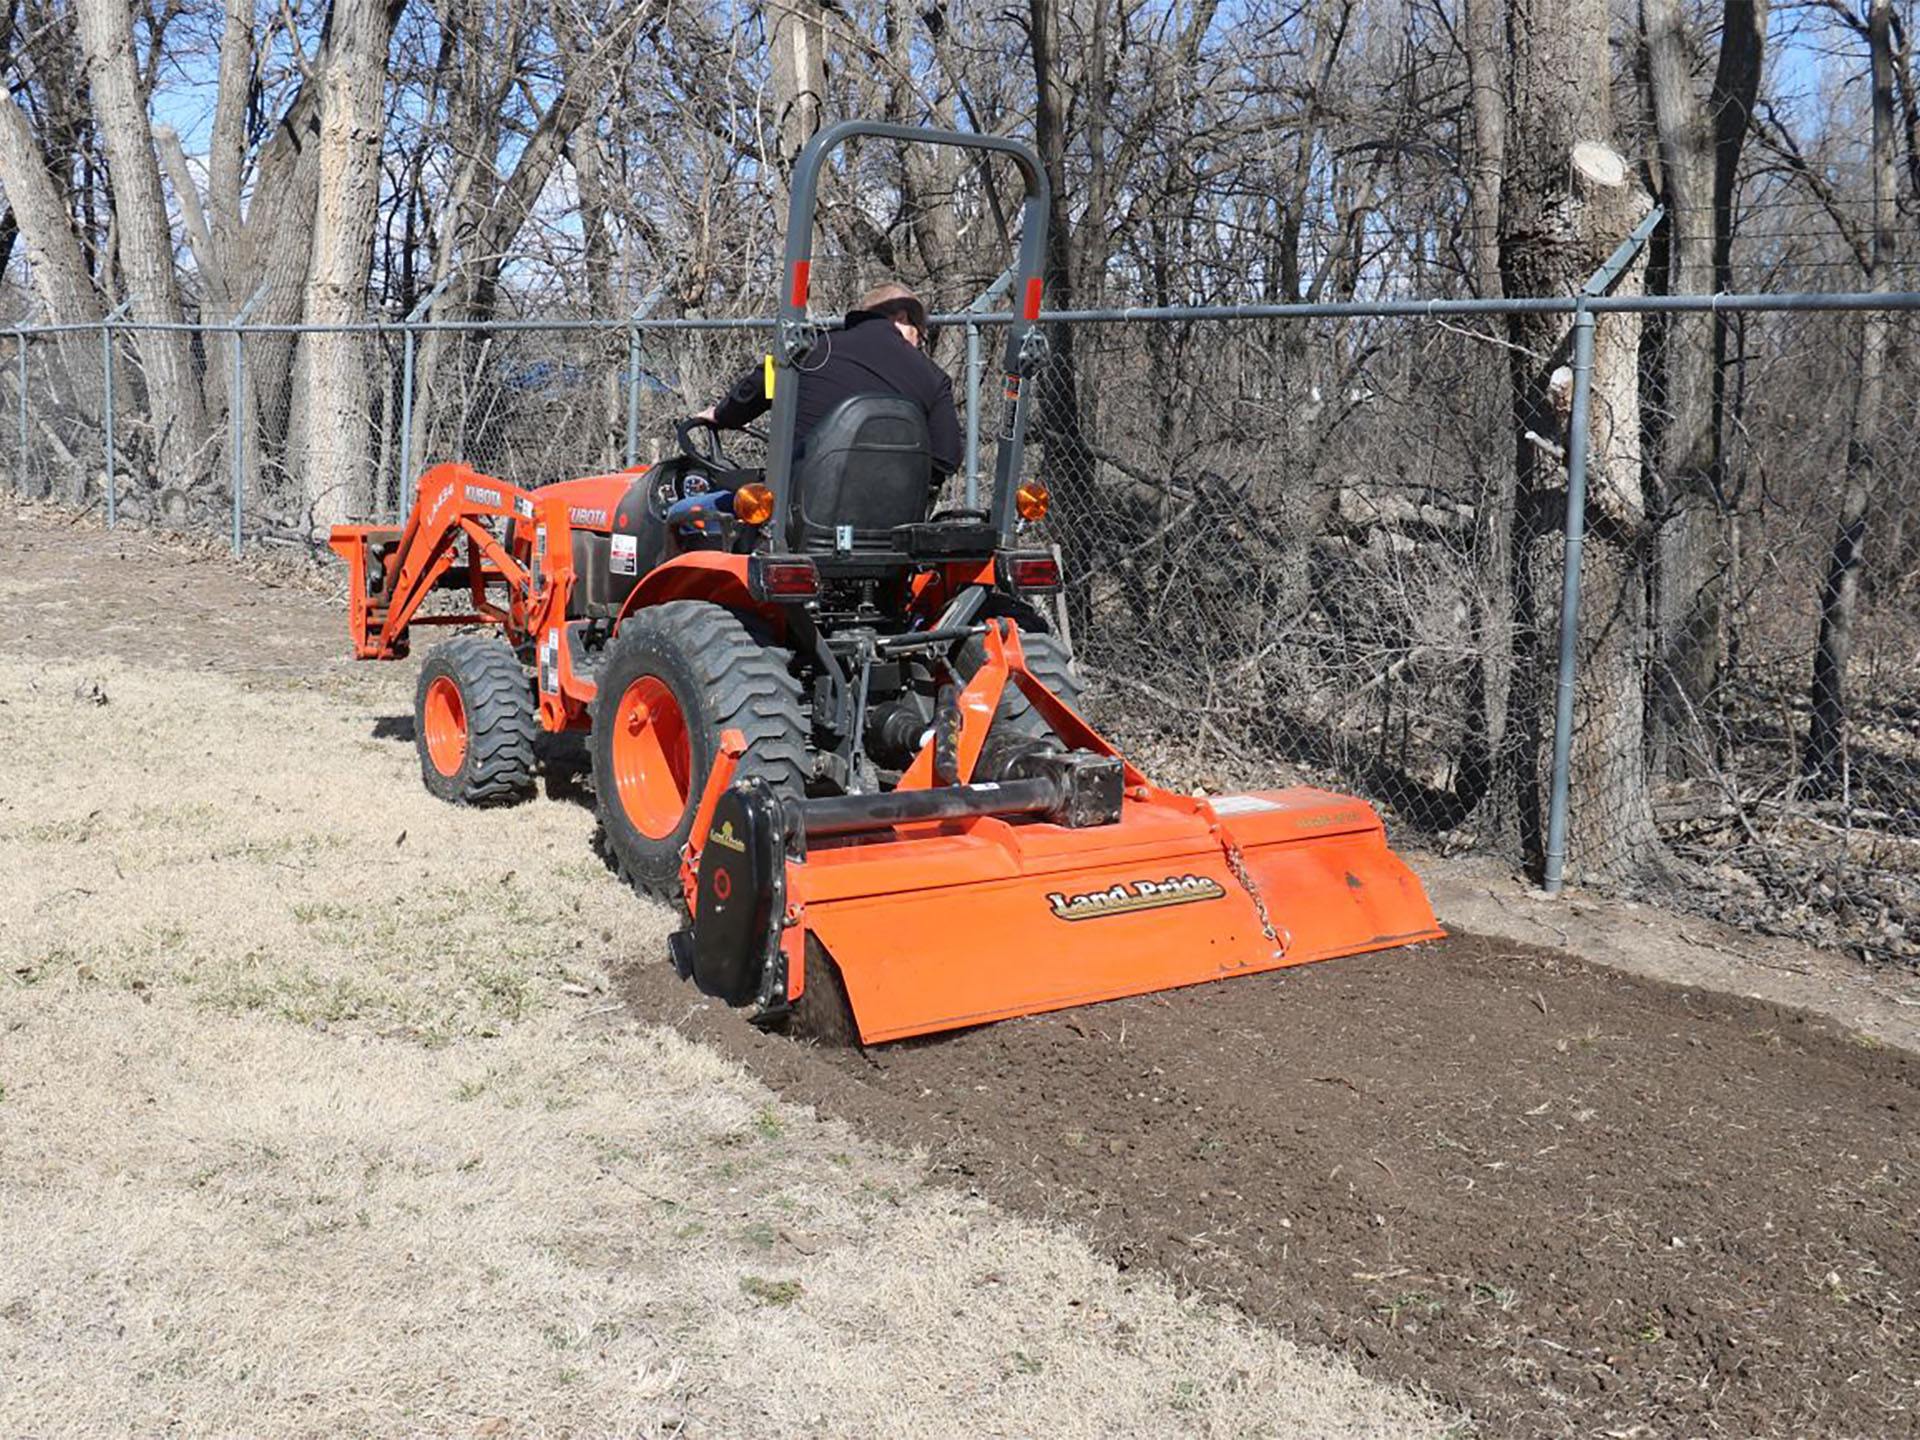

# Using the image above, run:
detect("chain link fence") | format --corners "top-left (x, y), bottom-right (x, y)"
top-left (4, 296), bottom-right (1916, 967)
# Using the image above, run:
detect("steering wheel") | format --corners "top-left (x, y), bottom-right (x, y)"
top-left (675, 418), bottom-right (725, 465)
top-left (647, 422), bottom-right (730, 525)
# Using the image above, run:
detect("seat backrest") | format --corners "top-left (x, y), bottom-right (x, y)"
top-left (789, 395), bottom-right (933, 555)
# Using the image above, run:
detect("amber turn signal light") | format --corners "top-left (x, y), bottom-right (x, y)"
top-left (1015, 480), bottom-right (1050, 522)
top-left (732, 483), bottom-right (776, 526)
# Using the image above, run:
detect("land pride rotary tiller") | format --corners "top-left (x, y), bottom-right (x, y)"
top-left (330, 121), bottom-right (1441, 1043)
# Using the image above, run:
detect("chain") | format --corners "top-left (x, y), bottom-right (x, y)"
top-left (1220, 831), bottom-right (1291, 959)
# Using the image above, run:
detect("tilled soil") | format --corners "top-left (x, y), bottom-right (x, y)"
top-left (621, 936), bottom-right (1919, 1438)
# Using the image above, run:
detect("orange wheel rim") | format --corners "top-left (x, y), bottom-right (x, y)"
top-left (423, 675), bottom-right (468, 777)
top-left (610, 675), bottom-right (692, 839)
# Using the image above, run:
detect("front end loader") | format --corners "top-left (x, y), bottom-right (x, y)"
top-left (330, 119), bottom-right (1442, 1045)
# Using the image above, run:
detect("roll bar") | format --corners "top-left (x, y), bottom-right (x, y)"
top-left (764, 121), bottom-right (1051, 547)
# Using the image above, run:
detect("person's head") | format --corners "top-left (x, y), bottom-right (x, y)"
top-left (859, 282), bottom-right (929, 349)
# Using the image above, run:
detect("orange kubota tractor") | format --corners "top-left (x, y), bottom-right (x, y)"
top-left (330, 121), bottom-right (1441, 1043)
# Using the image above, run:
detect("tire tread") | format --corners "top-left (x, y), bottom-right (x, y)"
top-left (415, 635), bottom-right (538, 805)
top-left (593, 601), bottom-right (807, 899)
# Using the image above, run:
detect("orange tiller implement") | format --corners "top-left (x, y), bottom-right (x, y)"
top-left (330, 120), bottom-right (1441, 1044)
top-left (677, 624), bottom-right (1440, 1044)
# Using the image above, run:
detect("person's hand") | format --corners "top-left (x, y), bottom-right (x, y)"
top-left (692, 405), bottom-right (718, 426)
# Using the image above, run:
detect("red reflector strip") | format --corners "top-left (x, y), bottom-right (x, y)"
top-left (789, 260), bottom-right (812, 309)
top-left (1008, 556), bottom-right (1061, 590)
top-left (761, 560), bottom-right (819, 597)
top-left (1022, 276), bottom-right (1044, 320)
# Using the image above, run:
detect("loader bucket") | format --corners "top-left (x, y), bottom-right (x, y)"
top-left (676, 624), bottom-right (1442, 1045)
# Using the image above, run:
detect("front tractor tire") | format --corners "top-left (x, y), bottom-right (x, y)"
top-left (590, 600), bottom-right (808, 901)
top-left (414, 636), bottom-right (538, 805)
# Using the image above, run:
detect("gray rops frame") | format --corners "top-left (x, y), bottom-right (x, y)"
top-left (764, 120), bottom-right (1052, 547)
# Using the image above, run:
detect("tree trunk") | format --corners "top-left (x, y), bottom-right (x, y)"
top-left (769, 0), bottom-right (828, 173)
top-left (1500, 0), bottom-right (1662, 883)
top-left (1026, 0), bottom-right (1099, 642)
top-left (228, 80), bottom-right (324, 474)
top-left (237, 0), bottom-right (405, 483)
top-left (207, 0), bottom-right (252, 263)
top-left (570, 119), bottom-right (622, 468)
top-left (1463, 0), bottom-right (1506, 300)
top-left (1802, 0), bottom-right (1896, 798)
top-left (0, 96), bottom-right (101, 326)
top-left (297, 0), bottom-right (394, 529)
top-left (0, 91), bottom-right (104, 446)
top-left (1455, 0), bottom-right (1516, 842)
top-left (1642, 0), bottom-right (1727, 780)
top-left (76, 0), bottom-right (209, 490)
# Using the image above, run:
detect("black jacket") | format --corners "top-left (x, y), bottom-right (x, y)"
top-left (711, 310), bottom-right (963, 476)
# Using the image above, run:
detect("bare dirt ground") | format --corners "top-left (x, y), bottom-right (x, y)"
top-left (0, 502), bottom-right (1445, 1438)
top-left (1423, 855), bottom-right (1920, 1055)
top-left (630, 942), bottom-right (1918, 1439)
top-left (6, 502), bottom-right (1917, 1438)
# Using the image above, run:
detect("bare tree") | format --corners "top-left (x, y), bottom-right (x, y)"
top-left (76, 0), bottom-right (208, 489)
top-left (770, 0), bottom-right (829, 172)
top-left (1500, 0), bottom-right (1663, 880)
top-left (1641, 0), bottom-right (1767, 780)
top-left (1803, 0), bottom-right (1899, 797)
top-left (0, 86), bottom-right (104, 448)
top-left (299, 0), bottom-right (397, 526)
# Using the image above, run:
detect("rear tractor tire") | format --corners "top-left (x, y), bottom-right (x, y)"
top-left (414, 637), bottom-right (538, 805)
top-left (590, 600), bottom-right (809, 902)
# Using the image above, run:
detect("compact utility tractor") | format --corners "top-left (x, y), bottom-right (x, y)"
top-left (330, 121), bottom-right (1442, 1043)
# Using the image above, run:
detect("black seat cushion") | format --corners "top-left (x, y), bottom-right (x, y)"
top-left (788, 395), bottom-right (933, 555)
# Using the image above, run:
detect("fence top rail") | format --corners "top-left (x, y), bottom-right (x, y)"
top-left (4, 316), bottom-right (781, 337)
top-left (931, 289), bottom-right (1920, 325)
top-left (6, 288), bottom-right (1920, 339)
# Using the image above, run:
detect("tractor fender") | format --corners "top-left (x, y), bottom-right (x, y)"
top-left (612, 551), bottom-right (783, 632)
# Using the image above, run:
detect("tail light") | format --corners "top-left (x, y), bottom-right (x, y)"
top-left (749, 554), bottom-right (821, 602)
top-left (996, 550), bottom-right (1062, 595)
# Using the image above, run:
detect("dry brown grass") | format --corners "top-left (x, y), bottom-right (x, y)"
top-left (0, 646), bottom-right (1452, 1438)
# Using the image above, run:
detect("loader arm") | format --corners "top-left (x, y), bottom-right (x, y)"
top-left (329, 463), bottom-right (531, 660)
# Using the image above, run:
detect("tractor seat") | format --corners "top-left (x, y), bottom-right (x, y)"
top-left (788, 395), bottom-right (933, 558)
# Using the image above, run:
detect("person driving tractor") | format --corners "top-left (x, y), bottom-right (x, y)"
top-left (695, 281), bottom-right (963, 477)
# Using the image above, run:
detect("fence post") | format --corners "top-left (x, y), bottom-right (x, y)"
top-left (101, 298), bottom-right (134, 528)
top-left (227, 283), bottom-right (270, 556)
top-left (102, 324), bottom-right (114, 523)
top-left (961, 266), bottom-right (1017, 509)
top-left (230, 328), bottom-right (246, 556)
top-left (624, 285), bottom-right (666, 470)
top-left (1541, 204), bottom-right (1663, 894)
top-left (625, 320), bottom-right (643, 468)
top-left (1541, 302), bottom-right (1595, 895)
top-left (964, 320), bottom-right (982, 508)
top-left (398, 325), bottom-right (417, 519)
top-left (15, 332), bottom-right (26, 496)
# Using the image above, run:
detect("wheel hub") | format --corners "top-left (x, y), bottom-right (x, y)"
top-left (422, 675), bottom-right (468, 778)
top-left (609, 675), bottom-right (692, 840)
